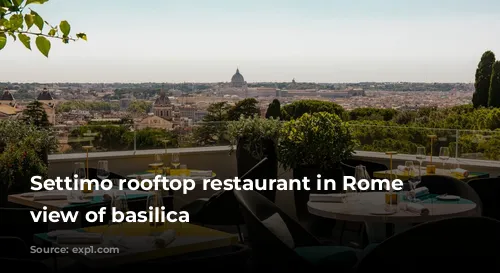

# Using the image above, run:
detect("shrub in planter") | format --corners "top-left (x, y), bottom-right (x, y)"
top-left (228, 114), bottom-right (281, 202)
top-left (278, 112), bottom-right (357, 220)
top-left (0, 120), bottom-right (57, 206)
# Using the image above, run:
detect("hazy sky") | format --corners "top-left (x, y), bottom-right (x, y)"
top-left (1, 0), bottom-right (500, 83)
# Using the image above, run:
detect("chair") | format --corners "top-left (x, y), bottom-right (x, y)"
top-left (467, 178), bottom-right (500, 221)
top-left (418, 175), bottom-right (482, 215)
top-left (0, 208), bottom-right (46, 245)
top-left (234, 189), bottom-right (359, 272)
top-left (181, 157), bottom-right (272, 242)
top-left (0, 237), bottom-right (28, 258)
top-left (357, 217), bottom-right (500, 272)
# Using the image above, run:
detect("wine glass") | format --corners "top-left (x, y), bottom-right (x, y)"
top-left (171, 153), bottom-right (180, 169)
top-left (416, 147), bottom-right (426, 177)
top-left (104, 192), bottom-right (128, 245)
top-left (354, 165), bottom-right (370, 202)
top-left (407, 175), bottom-right (421, 203)
top-left (439, 147), bottom-right (450, 170)
top-left (97, 160), bottom-right (110, 181)
top-left (147, 191), bottom-right (165, 236)
top-left (74, 162), bottom-right (87, 195)
top-left (404, 161), bottom-right (415, 177)
top-left (150, 154), bottom-right (164, 175)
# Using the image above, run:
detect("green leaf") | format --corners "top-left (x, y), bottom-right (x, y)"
top-left (31, 11), bottom-right (43, 31)
top-left (35, 36), bottom-right (50, 57)
top-left (9, 14), bottom-right (23, 29)
top-left (76, 33), bottom-right (87, 41)
top-left (18, 33), bottom-right (31, 50)
top-left (8, 32), bottom-right (16, 41)
top-left (0, 32), bottom-right (6, 50)
top-left (48, 28), bottom-right (56, 36)
top-left (24, 14), bottom-right (34, 29)
top-left (26, 0), bottom-right (48, 5)
top-left (12, 0), bottom-right (24, 7)
top-left (59, 20), bottom-right (70, 36)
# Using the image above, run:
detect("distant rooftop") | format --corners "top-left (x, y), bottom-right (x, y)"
top-left (37, 88), bottom-right (54, 101)
top-left (0, 90), bottom-right (14, 101)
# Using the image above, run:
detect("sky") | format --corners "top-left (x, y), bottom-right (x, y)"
top-left (1, 0), bottom-right (500, 83)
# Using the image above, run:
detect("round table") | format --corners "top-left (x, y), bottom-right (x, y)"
top-left (307, 192), bottom-right (478, 243)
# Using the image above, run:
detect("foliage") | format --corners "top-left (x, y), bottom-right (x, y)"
top-left (348, 107), bottom-right (398, 121)
top-left (0, 0), bottom-right (87, 56)
top-left (193, 99), bottom-right (262, 146)
top-left (227, 114), bottom-right (281, 160)
top-left (473, 51), bottom-right (495, 108)
top-left (127, 101), bottom-right (152, 115)
top-left (488, 61), bottom-right (500, 108)
top-left (265, 99), bottom-right (281, 119)
top-left (22, 100), bottom-right (49, 128)
top-left (191, 102), bottom-right (231, 146)
top-left (281, 100), bottom-right (344, 121)
top-left (0, 141), bottom-right (47, 190)
top-left (278, 112), bottom-right (356, 170)
top-left (0, 120), bottom-right (57, 190)
top-left (67, 125), bottom-right (178, 152)
top-left (227, 98), bottom-right (260, 121)
top-left (56, 101), bottom-right (120, 112)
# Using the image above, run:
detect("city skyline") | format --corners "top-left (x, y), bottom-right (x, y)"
top-left (1, 0), bottom-right (500, 83)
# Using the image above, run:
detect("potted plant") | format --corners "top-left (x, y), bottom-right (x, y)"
top-left (278, 112), bottom-right (356, 220)
top-left (227, 114), bottom-right (281, 202)
top-left (0, 120), bottom-right (57, 206)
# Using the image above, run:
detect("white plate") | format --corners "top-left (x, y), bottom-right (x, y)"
top-left (68, 199), bottom-right (91, 204)
top-left (436, 195), bottom-right (460, 201)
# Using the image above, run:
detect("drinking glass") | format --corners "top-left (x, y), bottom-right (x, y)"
top-left (439, 147), bottom-right (450, 170)
top-left (104, 192), bottom-right (128, 244)
top-left (74, 162), bottom-right (87, 194)
top-left (404, 161), bottom-right (415, 177)
top-left (171, 153), bottom-right (180, 169)
top-left (97, 160), bottom-right (110, 180)
top-left (407, 175), bottom-right (421, 202)
top-left (147, 191), bottom-right (165, 235)
top-left (354, 165), bottom-right (370, 202)
top-left (179, 164), bottom-right (188, 177)
top-left (416, 147), bottom-right (426, 178)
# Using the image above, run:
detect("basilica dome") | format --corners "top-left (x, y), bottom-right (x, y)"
top-left (231, 68), bottom-right (245, 87)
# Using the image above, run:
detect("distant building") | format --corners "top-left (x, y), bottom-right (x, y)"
top-left (153, 91), bottom-right (174, 121)
top-left (219, 68), bottom-right (248, 97)
top-left (136, 114), bottom-right (174, 130)
top-left (36, 88), bottom-right (56, 124)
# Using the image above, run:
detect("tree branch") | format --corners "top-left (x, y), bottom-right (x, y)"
top-left (15, 30), bottom-right (78, 41)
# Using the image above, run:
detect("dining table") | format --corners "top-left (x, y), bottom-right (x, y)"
top-left (373, 168), bottom-right (489, 182)
top-left (33, 221), bottom-right (239, 268)
top-left (308, 192), bottom-right (478, 243)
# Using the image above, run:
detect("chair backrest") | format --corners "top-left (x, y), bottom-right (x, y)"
top-left (0, 208), bottom-right (46, 245)
top-left (234, 190), bottom-right (319, 271)
top-left (419, 175), bottom-right (482, 215)
top-left (357, 217), bottom-right (500, 272)
top-left (467, 178), bottom-right (500, 221)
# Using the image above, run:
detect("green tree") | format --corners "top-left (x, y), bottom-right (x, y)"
top-left (0, 0), bottom-right (86, 57)
top-left (227, 98), bottom-right (260, 121)
top-left (489, 61), bottom-right (500, 108)
top-left (127, 101), bottom-right (152, 115)
top-left (265, 99), bottom-right (281, 119)
top-left (281, 100), bottom-right (344, 120)
top-left (192, 102), bottom-right (231, 146)
top-left (22, 100), bottom-right (50, 128)
top-left (473, 51), bottom-right (496, 108)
